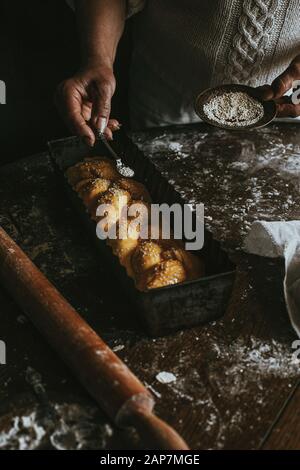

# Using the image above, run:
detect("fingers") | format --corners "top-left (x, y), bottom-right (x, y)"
top-left (255, 89), bottom-right (300, 117)
top-left (55, 80), bottom-right (95, 147)
top-left (276, 97), bottom-right (300, 118)
top-left (256, 56), bottom-right (300, 102)
top-left (55, 73), bottom-right (120, 146)
top-left (270, 55), bottom-right (300, 100)
top-left (82, 101), bottom-right (92, 122)
top-left (91, 78), bottom-right (115, 132)
top-left (254, 84), bottom-right (274, 101)
top-left (255, 56), bottom-right (300, 118)
top-left (98, 120), bottom-right (121, 141)
top-left (107, 119), bottom-right (121, 131)
top-left (104, 127), bottom-right (114, 141)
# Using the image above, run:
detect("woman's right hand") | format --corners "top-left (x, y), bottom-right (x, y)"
top-left (55, 63), bottom-right (120, 147)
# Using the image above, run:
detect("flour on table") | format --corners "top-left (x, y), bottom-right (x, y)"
top-left (0, 412), bottom-right (46, 450)
top-left (132, 330), bottom-right (300, 450)
top-left (0, 403), bottom-right (113, 450)
top-left (112, 344), bottom-right (125, 352)
top-left (132, 126), bottom-right (300, 247)
top-left (49, 403), bottom-right (113, 450)
top-left (156, 371), bottom-right (177, 384)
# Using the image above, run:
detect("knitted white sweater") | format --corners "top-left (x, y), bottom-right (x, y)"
top-left (67, 0), bottom-right (300, 128)
top-left (129, 0), bottom-right (300, 128)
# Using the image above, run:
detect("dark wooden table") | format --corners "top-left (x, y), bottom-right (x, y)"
top-left (0, 123), bottom-right (300, 450)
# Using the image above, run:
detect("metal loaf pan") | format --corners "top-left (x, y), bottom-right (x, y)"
top-left (49, 134), bottom-right (235, 336)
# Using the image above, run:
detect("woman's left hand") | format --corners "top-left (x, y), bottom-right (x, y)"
top-left (256, 54), bottom-right (300, 118)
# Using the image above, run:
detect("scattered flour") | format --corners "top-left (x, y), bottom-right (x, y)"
top-left (156, 371), bottom-right (177, 384)
top-left (112, 344), bottom-right (125, 353)
top-left (49, 403), bottom-right (113, 450)
top-left (168, 142), bottom-right (183, 153)
top-left (145, 383), bottom-right (162, 399)
top-left (0, 412), bottom-right (46, 450)
top-left (133, 331), bottom-right (300, 450)
top-left (0, 403), bottom-right (113, 450)
top-left (133, 127), bottom-right (300, 246)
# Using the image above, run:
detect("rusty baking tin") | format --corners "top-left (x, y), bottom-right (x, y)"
top-left (49, 134), bottom-right (236, 336)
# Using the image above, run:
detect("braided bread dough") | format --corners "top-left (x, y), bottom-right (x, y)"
top-left (66, 156), bottom-right (204, 291)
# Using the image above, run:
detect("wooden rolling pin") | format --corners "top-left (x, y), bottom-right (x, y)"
top-left (0, 226), bottom-right (188, 450)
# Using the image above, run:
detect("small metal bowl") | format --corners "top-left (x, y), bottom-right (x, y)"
top-left (195, 84), bottom-right (277, 131)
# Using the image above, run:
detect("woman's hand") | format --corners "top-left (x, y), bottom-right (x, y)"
top-left (256, 54), bottom-right (300, 118)
top-left (55, 63), bottom-right (120, 147)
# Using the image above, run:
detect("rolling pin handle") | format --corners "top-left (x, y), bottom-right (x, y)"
top-left (129, 410), bottom-right (189, 450)
top-left (116, 394), bottom-right (189, 450)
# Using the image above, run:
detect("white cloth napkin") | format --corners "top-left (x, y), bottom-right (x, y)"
top-left (244, 221), bottom-right (300, 337)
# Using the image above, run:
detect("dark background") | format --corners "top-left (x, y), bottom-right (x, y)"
top-left (0, 0), bottom-right (131, 165)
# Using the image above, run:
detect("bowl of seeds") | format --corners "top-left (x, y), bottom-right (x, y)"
top-left (195, 84), bottom-right (277, 130)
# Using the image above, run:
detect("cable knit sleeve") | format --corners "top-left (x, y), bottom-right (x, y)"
top-left (65, 0), bottom-right (145, 18)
